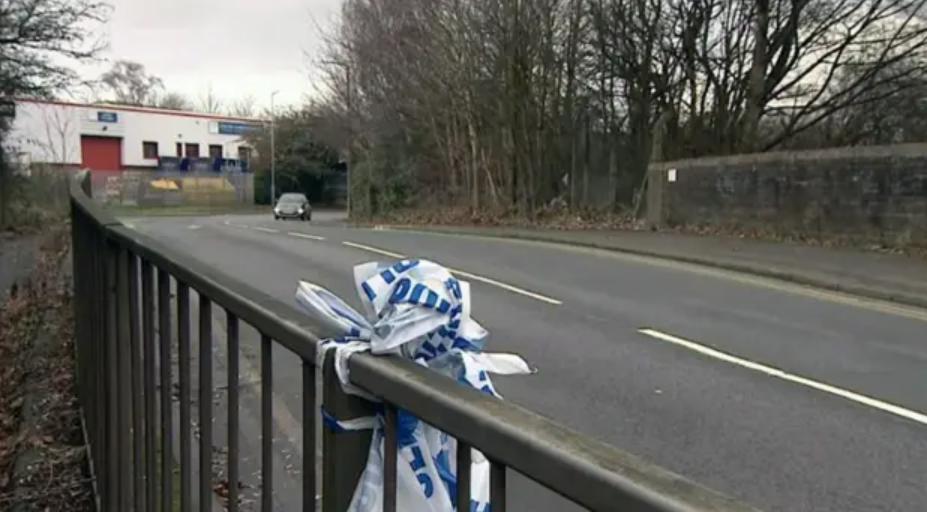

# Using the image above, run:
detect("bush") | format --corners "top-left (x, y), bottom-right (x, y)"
top-left (0, 165), bottom-right (72, 234)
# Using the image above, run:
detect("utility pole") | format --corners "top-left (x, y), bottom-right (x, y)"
top-left (270, 90), bottom-right (279, 204)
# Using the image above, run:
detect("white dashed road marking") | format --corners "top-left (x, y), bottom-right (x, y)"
top-left (288, 232), bottom-right (325, 241)
top-left (638, 328), bottom-right (927, 426)
top-left (341, 241), bottom-right (563, 305)
top-left (253, 227), bottom-right (279, 233)
top-left (342, 241), bottom-right (405, 258)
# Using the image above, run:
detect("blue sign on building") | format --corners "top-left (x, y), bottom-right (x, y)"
top-left (97, 111), bottom-right (118, 123)
top-left (217, 121), bottom-right (258, 136)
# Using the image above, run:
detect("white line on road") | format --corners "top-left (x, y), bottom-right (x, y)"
top-left (342, 240), bottom-right (563, 305)
top-left (638, 328), bottom-right (927, 427)
top-left (342, 240), bottom-right (405, 258)
top-left (288, 232), bottom-right (326, 241)
top-left (253, 226), bottom-right (279, 233)
top-left (448, 268), bottom-right (562, 305)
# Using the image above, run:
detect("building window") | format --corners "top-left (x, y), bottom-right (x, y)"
top-left (176, 142), bottom-right (183, 157)
top-left (209, 144), bottom-right (223, 159)
top-left (238, 146), bottom-right (252, 162)
top-left (142, 141), bottom-right (159, 160)
top-left (184, 143), bottom-right (200, 158)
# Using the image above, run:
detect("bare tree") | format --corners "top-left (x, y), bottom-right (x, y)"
top-left (197, 84), bottom-right (223, 113)
top-left (99, 60), bottom-right (164, 105)
top-left (157, 91), bottom-right (194, 110)
top-left (30, 103), bottom-right (78, 163)
top-left (0, 0), bottom-right (109, 96)
top-left (228, 94), bottom-right (257, 117)
top-left (312, 0), bottom-right (927, 218)
top-left (1, 0), bottom-right (108, 229)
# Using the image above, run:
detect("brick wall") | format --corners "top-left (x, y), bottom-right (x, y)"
top-left (649, 144), bottom-right (927, 248)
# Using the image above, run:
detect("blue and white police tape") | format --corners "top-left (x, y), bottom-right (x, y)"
top-left (295, 258), bottom-right (533, 512)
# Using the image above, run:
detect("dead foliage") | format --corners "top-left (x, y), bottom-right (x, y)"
top-left (367, 204), bottom-right (644, 231)
top-left (365, 206), bottom-right (927, 260)
top-left (0, 227), bottom-right (94, 512)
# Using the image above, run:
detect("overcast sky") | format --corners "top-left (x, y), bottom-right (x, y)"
top-left (77, 0), bottom-right (342, 109)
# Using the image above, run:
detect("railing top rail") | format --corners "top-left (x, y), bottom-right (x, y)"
top-left (69, 179), bottom-right (758, 512)
top-left (106, 223), bottom-right (321, 361)
top-left (70, 180), bottom-right (323, 361)
top-left (351, 354), bottom-right (756, 512)
top-left (71, 171), bottom-right (121, 228)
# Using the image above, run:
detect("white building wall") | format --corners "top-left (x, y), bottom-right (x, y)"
top-left (7, 101), bottom-right (83, 165)
top-left (6, 99), bottom-right (262, 168)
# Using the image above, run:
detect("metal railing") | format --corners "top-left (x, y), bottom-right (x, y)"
top-left (69, 172), bottom-right (756, 512)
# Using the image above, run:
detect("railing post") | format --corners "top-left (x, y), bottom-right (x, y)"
top-left (79, 169), bottom-right (92, 198)
top-left (103, 239), bottom-right (120, 512)
top-left (115, 245), bottom-right (134, 510)
top-left (322, 350), bottom-right (376, 512)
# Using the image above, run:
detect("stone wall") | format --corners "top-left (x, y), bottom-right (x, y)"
top-left (649, 144), bottom-right (927, 248)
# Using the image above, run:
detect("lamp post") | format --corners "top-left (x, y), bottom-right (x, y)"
top-left (270, 90), bottom-right (280, 204)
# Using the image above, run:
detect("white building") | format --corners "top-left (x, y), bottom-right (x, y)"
top-left (6, 98), bottom-right (262, 175)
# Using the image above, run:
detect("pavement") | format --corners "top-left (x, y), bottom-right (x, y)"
top-left (125, 211), bottom-right (927, 512)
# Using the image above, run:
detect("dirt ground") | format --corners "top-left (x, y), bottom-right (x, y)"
top-left (0, 226), bottom-right (94, 511)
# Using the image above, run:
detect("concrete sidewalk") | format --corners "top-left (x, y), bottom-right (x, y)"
top-left (378, 225), bottom-right (927, 310)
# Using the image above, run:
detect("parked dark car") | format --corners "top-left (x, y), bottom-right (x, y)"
top-left (273, 192), bottom-right (312, 221)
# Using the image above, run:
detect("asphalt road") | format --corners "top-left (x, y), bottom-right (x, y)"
top-left (127, 211), bottom-right (927, 512)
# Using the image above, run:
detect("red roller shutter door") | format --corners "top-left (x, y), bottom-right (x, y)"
top-left (80, 136), bottom-right (122, 171)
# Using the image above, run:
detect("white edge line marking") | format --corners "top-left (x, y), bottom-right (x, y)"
top-left (253, 226), bottom-right (278, 233)
top-left (341, 241), bottom-right (562, 305)
top-left (638, 328), bottom-right (927, 426)
top-left (288, 232), bottom-right (326, 241)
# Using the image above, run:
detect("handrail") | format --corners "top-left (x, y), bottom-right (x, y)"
top-left (350, 354), bottom-right (752, 511)
top-left (71, 182), bottom-right (323, 360)
top-left (68, 174), bottom-right (759, 512)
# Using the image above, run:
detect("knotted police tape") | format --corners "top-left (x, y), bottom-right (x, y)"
top-left (295, 259), bottom-right (534, 512)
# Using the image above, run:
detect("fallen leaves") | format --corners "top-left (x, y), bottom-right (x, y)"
top-left (0, 226), bottom-right (93, 512)
top-left (365, 206), bottom-right (927, 260)
top-left (366, 204), bottom-right (644, 231)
